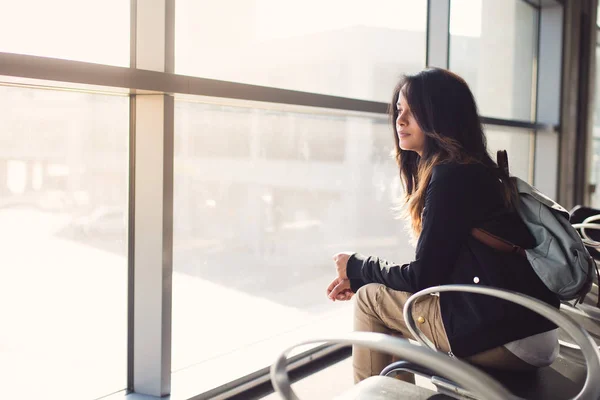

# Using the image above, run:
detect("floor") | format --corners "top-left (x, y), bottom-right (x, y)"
top-left (260, 357), bottom-right (354, 400)
top-left (258, 355), bottom-right (436, 400)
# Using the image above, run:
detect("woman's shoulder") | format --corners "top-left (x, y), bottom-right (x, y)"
top-left (431, 162), bottom-right (489, 183)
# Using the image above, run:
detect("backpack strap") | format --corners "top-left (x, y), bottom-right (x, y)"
top-left (497, 150), bottom-right (510, 177)
top-left (471, 228), bottom-right (526, 257)
top-left (471, 151), bottom-right (523, 255)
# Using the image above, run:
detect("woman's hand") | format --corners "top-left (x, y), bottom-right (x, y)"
top-left (326, 277), bottom-right (354, 301)
top-left (333, 252), bottom-right (353, 280)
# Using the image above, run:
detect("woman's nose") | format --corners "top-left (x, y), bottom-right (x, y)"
top-left (397, 115), bottom-right (406, 127)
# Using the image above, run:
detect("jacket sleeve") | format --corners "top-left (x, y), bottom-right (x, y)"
top-left (349, 277), bottom-right (366, 293)
top-left (346, 165), bottom-right (478, 292)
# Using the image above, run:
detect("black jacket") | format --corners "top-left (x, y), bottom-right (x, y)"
top-left (346, 163), bottom-right (559, 357)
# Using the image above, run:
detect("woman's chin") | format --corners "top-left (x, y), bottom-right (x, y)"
top-left (399, 146), bottom-right (416, 152)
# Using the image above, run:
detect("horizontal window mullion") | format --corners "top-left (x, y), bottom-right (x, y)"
top-left (1, 52), bottom-right (558, 132)
top-left (0, 52), bottom-right (387, 115)
top-left (481, 116), bottom-right (556, 132)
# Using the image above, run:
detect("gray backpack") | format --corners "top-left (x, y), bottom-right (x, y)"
top-left (473, 151), bottom-right (596, 304)
top-left (514, 176), bottom-right (595, 303)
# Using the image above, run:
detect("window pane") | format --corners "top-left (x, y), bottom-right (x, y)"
top-left (0, 0), bottom-right (129, 66)
top-left (175, 0), bottom-right (427, 102)
top-left (172, 100), bottom-right (412, 393)
top-left (450, 0), bottom-right (538, 121)
top-left (485, 126), bottom-right (533, 183)
top-left (0, 85), bottom-right (129, 399)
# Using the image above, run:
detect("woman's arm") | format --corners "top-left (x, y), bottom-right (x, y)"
top-left (346, 165), bottom-right (479, 292)
top-left (349, 277), bottom-right (366, 293)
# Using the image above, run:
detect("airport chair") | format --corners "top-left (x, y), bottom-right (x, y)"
top-left (380, 285), bottom-right (600, 400)
top-left (270, 285), bottom-right (600, 399)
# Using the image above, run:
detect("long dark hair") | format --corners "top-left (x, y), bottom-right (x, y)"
top-left (390, 68), bottom-right (517, 236)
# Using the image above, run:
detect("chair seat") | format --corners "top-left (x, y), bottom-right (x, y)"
top-left (481, 356), bottom-right (586, 400)
top-left (381, 352), bottom-right (588, 400)
top-left (333, 376), bottom-right (452, 400)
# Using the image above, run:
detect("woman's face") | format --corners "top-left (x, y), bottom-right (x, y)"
top-left (396, 91), bottom-right (425, 156)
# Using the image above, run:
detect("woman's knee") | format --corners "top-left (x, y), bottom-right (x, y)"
top-left (355, 283), bottom-right (383, 314)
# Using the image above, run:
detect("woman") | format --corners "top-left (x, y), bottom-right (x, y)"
top-left (326, 68), bottom-right (559, 383)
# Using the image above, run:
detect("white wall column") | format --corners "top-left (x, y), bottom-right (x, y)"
top-left (555, 0), bottom-right (597, 208)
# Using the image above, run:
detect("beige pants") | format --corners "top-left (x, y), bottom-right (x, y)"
top-left (353, 283), bottom-right (535, 383)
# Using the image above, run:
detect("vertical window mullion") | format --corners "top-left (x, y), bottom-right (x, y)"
top-left (535, 4), bottom-right (564, 200)
top-left (426, 0), bottom-right (450, 68)
top-left (130, 0), bottom-right (175, 396)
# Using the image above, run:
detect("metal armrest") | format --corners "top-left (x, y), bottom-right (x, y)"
top-left (573, 215), bottom-right (600, 247)
top-left (380, 360), bottom-right (439, 379)
top-left (270, 332), bottom-right (519, 400)
top-left (558, 303), bottom-right (600, 352)
top-left (403, 285), bottom-right (600, 400)
top-left (380, 360), bottom-right (470, 398)
top-left (560, 301), bottom-right (600, 323)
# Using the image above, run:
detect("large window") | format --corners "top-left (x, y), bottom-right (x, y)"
top-left (449, 0), bottom-right (538, 121)
top-left (0, 0), bottom-right (571, 398)
top-left (0, 0), bottom-right (130, 66)
top-left (172, 100), bottom-right (413, 393)
top-left (175, 0), bottom-right (427, 102)
top-left (0, 85), bottom-right (129, 399)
